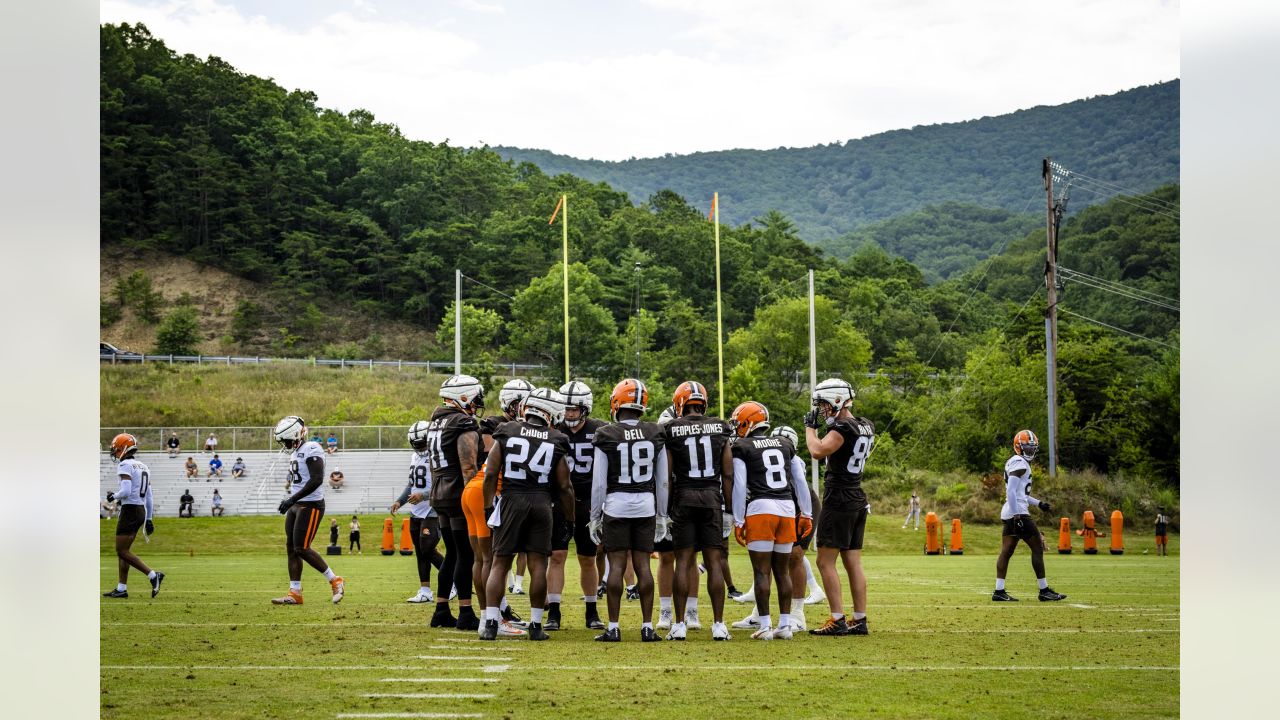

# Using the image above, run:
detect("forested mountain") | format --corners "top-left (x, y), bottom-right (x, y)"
top-left (99, 23), bottom-right (1179, 483)
top-left (495, 81), bottom-right (1179, 249)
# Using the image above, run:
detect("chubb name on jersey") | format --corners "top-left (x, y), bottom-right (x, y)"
top-left (520, 426), bottom-right (550, 440)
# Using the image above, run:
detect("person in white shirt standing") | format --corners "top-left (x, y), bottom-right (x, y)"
top-left (992, 430), bottom-right (1066, 602)
top-left (270, 416), bottom-right (345, 605)
top-left (902, 490), bottom-right (921, 530)
top-left (103, 433), bottom-right (164, 599)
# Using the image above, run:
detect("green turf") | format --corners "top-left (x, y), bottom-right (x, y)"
top-left (101, 514), bottom-right (1178, 719)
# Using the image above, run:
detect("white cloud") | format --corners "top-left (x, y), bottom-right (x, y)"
top-left (454, 0), bottom-right (504, 15)
top-left (99, 0), bottom-right (1179, 160)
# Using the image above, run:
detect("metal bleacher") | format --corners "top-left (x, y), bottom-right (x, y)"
top-left (99, 450), bottom-right (414, 517)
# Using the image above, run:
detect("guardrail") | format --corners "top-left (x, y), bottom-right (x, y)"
top-left (101, 425), bottom-right (420, 453)
top-left (101, 353), bottom-right (551, 375)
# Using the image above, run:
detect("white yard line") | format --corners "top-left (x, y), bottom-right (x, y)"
top-left (362, 693), bottom-right (495, 699)
top-left (104, 665), bottom-right (469, 671)
top-left (543, 664), bottom-right (1178, 672)
top-left (416, 655), bottom-right (512, 662)
top-left (335, 714), bottom-right (483, 719)
top-left (379, 679), bottom-right (499, 684)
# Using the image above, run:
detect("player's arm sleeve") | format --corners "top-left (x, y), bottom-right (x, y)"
top-left (1006, 470), bottom-right (1022, 513)
top-left (144, 481), bottom-right (154, 520)
top-left (790, 456), bottom-right (812, 516)
top-left (117, 475), bottom-right (131, 500)
top-left (731, 458), bottom-right (748, 526)
top-left (395, 479), bottom-right (413, 507)
top-left (590, 449), bottom-right (608, 523)
top-left (655, 449), bottom-right (669, 517)
top-left (287, 456), bottom-right (326, 504)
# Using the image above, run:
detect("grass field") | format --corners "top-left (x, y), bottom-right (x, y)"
top-left (101, 514), bottom-right (1178, 719)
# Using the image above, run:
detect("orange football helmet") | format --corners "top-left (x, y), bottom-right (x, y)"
top-left (1013, 429), bottom-right (1040, 459)
top-left (609, 378), bottom-right (649, 420)
top-left (672, 381), bottom-right (708, 418)
top-left (729, 401), bottom-right (770, 437)
top-left (110, 433), bottom-right (138, 460)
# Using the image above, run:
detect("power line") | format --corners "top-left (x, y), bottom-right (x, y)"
top-left (1064, 170), bottom-right (1180, 212)
top-left (1056, 266), bottom-right (1179, 305)
top-left (1056, 269), bottom-right (1180, 313)
top-left (1067, 183), bottom-right (1180, 222)
top-left (1058, 307), bottom-right (1177, 350)
top-left (460, 273), bottom-right (516, 302)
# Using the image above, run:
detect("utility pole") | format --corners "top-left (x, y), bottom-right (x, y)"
top-left (454, 269), bottom-right (462, 375)
top-left (807, 268), bottom-right (819, 493)
top-left (1042, 158), bottom-right (1060, 478)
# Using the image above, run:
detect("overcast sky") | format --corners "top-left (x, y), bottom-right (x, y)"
top-left (100, 0), bottom-right (1180, 161)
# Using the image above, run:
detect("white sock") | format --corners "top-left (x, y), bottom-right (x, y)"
top-left (608, 621), bottom-right (619, 630)
top-left (290, 581), bottom-right (302, 591)
top-left (831, 612), bottom-right (844, 620)
top-left (500, 596), bottom-right (509, 611)
top-left (531, 607), bottom-right (544, 623)
top-left (852, 611), bottom-right (866, 621)
top-left (513, 576), bottom-right (523, 590)
top-left (641, 621), bottom-right (653, 630)
top-left (685, 597), bottom-right (698, 612)
top-left (758, 616), bottom-right (772, 630)
top-left (803, 556), bottom-right (817, 585)
top-left (484, 606), bottom-right (501, 621)
top-left (117, 583), bottom-right (127, 592)
top-left (323, 568), bottom-right (337, 581)
top-left (147, 570), bottom-right (157, 580)
top-left (1038, 578), bottom-right (1049, 590)
top-left (660, 596), bottom-right (672, 611)
top-left (418, 586), bottom-right (431, 596)
top-left (995, 578), bottom-right (1006, 591)
top-left (794, 598), bottom-right (805, 614)
top-left (779, 613), bottom-right (790, 628)
top-left (548, 593), bottom-right (562, 604)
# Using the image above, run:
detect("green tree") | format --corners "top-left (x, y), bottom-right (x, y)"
top-left (436, 301), bottom-right (505, 361)
top-left (504, 263), bottom-right (618, 374)
top-left (153, 306), bottom-right (201, 355)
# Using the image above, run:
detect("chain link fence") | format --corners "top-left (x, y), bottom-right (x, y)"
top-left (100, 426), bottom-right (415, 453)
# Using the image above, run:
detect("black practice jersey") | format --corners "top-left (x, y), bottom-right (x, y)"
top-left (733, 433), bottom-right (798, 504)
top-left (558, 417), bottom-right (606, 489)
top-left (593, 421), bottom-right (666, 495)
top-left (425, 406), bottom-right (480, 503)
top-left (821, 416), bottom-right (875, 510)
top-left (490, 420), bottom-right (570, 495)
top-left (661, 415), bottom-right (731, 492)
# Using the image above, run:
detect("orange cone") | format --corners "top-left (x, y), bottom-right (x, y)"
top-left (1082, 510), bottom-right (1098, 555)
top-left (1058, 517), bottom-right (1072, 554)
top-left (399, 517), bottom-right (415, 556)
top-left (924, 512), bottom-right (941, 555)
top-left (949, 518), bottom-right (964, 555)
top-left (381, 517), bottom-right (395, 556)
top-left (1109, 510), bottom-right (1124, 555)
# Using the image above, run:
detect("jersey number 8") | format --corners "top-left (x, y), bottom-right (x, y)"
top-left (761, 448), bottom-right (788, 489)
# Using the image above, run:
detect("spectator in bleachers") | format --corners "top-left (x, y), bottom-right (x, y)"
top-left (329, 468), bottom-right (345, 491)
top-left (167, 432), bottom-right (181, 458)
top-left (207, 454), bottom-right (223, 481)
top-left (185, 456), bottom-right (198, 479)
top-left (231, 457), bottom-right (247, 479)
top-left (204, 433), bottom-right (218, 453)
top-left (211, 489), bottom-right (225, 517)
top-left (179, 489), bottom-right (194, 518)
top-left (326, 432), bottom-right (339, 454)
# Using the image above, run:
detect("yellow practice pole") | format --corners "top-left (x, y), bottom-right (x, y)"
top-left (561, 194), bottom-right (570, 384)
top-left (713, 192), bottom-right (724, 417)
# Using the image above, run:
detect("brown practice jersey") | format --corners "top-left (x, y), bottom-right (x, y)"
top-left (661, 415), bottom-right (732, 502)
top-left (558, 417), bottom-right (607, 492)
top-left (593, 421), bottom-right (666, 495)
top-left (733, 433), bottom-right (799, 504)
top-left (425, 406), bottom-right (480, 505)
top-left (821, 416), bottom-right (875, 511)
top-left (490, 420), bottom-right (571, 495)
top-left (479, 414), bottom-right (506, 463)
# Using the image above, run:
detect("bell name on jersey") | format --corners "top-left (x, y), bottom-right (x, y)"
top-left (594, 421), bottom-right (666, 494)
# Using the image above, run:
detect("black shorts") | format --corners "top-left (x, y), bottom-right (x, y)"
top-left (573, 490), bottom-right (597, 556)
top-left (817, 504), bottom-right (867, 551)
top-left (1002, 515), bottom-right (1041, 545)
top-left (550, 500), bottom-right (571, 552)
top-left (432, 501), bottom-right (465, 532)
top-left (603, 514), bottom-right (655, 554)
top-left (285, 501), bottom-right (326, 552)
top-left (671, 498), bottom-right (725, 552)
top-left (492, 493), bottom-right (553, 557)
top-left (116, 504), bottom-right (145, 536)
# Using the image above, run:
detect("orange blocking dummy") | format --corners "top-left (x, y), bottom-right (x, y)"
top-left (1109, 510), bottom-right (1124, 555)
top-left (949, 518), bottom-right (964, 555)
top-left (399, 517), bottom-right (414, 556)
top-left (381, 517), bottom-right (395, 556)
top-left (924, 512), bottom-right (941, 554)
top-left (1058, 517), bottom-right (1072, 554)
top-left (1082, 510), bottom-right (1098, 554)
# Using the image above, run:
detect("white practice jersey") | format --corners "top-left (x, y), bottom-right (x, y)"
top-left (288, 441), bottom-right (327, 503)
top-left (117, 457), bottom-right (154, 519)
top-left (999, 454), bottom-right (1040, 520)
top-left (405, 451), bottom-right (436, 518)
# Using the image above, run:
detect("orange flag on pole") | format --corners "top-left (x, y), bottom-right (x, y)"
top-left (549, 195), bottom-right (565, 225)
top-left (708, 194), bottom-right (717, 221)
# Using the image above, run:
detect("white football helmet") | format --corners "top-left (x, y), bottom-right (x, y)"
top-left (407, 420), bottom-right (430, 451)
top-left (770, 425), bottom-right (799, 446)
top-left (499, 378), bottom-right (535, 417)
top-left (657, 404), bottom-right (678, 426)
top-left (440, 374), bottom-right (485, 415)
top-left (559, 380), bottom-right (593, 428)
top-left (274, 415), bottom-right (307, 449)
top-left (812, 378), bottom-right (855, 421)
top-left (523, 388), bottom-right (566, 427)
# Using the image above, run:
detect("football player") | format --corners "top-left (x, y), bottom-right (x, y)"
top-left (270, 416), bottom-right (344, 605)
top-left (480, 389), bottom-right (575, 641)
top-left (659, 381), bottom-right (733, 641)
top-left (392, 421), bottom-right (445, 604)
top-left (554, 380), bottom-right (607, 630)
top-left (774, 424), bottom-right (821, 631)
top-left (590, 379), bottom-right (669, 642)
top-left (426, 375), bottom-right (484, 629)
top-left (729, 402), bottom-right (812, 640)
top-left (653, 403), bottom-right (682, 631)
top-left (804, 379), bottom-right (872, 636)
top-left (993, 430), bottom-right (1067, 602)
top-left (103, 434), bottom-right (164, 599)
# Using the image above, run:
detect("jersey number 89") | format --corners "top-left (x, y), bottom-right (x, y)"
top-left (846, 435), bottom-right (873, 474)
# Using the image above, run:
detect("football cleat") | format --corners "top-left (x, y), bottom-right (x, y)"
top-left (789, 613), bottom-right (808, 632)
top-left (407, 589), bottom-right (434, 603)
top-left (657, 607), bottom-right (673, 629)
top-left (430, 605), bottom-right (457, 627)
top-left (478, 619), bottom-right (498, 641)
top-left (732, 612), bottom-right (761, 629)
top-left (711, 622), bottom-right (731, 640)
top-left (992, 589), bottom-right (1019, 602)
top-left (684, 608), bottom-right (701, 630)
top-left (640, 626), bottom-right (662, 642)
top-left (502, 605), bottom-right (524, 625)
top-left (733, 586), bottom-right (756, 603)
top-left (449, 586), bottom-right (458, 601)
top-left (1038, 587), bottom-right (1067, 602)
top-left (750, 626), bottom-right (774, 641)
top-left (497, 620), bottom-right (526, 637)
top-left (771, 625), bottom-right (793, 640)
top-left (666, 622), bottom-right (687, 641)
top-left (103, 589), bottom-right (128, 599)
top-left (625, 584), bottom-right (640, 601)
top-left (543, 617), bottom-right (560, 631)
top-left (271, 590), bottom-right (303, 605)
top-left (596, 582), bottom-right (606, 599)
top-left (585, 612), bottom-right (605, 630)
top-left (847, 617), bottom-right (869, 636)
top-left (727, 586), bottom-right (743, 599)
top-left (455, 606), bottom-right (480, 631)
top-left (546, 606), bottom-right (561, 629)
top-left (594, 627), bottom-right (621, 642)
top-left (330, 576), bottom-right (345, 604)
top-left (149, 571), bottom-right (165, 598)
top-left (509, 585), bottom-right (525, 596)
top-left (804, 584), bottom-right (826, 605)
top-left (809, 616), bottom-right (849, 636)
top-left (527, 622), bottom-right (549, 641)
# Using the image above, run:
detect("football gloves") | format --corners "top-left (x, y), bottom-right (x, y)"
top-left (559, 518), bottom-right (575, 546)
top-left (1038, 500), bottom-right (1052, 513)
top-left (588, 519), bottom-right (603, 545)
top-left (797, 515), bottom-right (814, 541)
top-left (734, 524), bottom-right (748, 547)
top-left (802, 409), bottom-right (822, 430)
top-left (106, 492), bottom-right (115, 503)
top-left (144, 519), bottom-right (155, 535)
top-left (278, 498), bottom-right (295, 514)
top-left (654, 516), bottom-right (671, 543)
